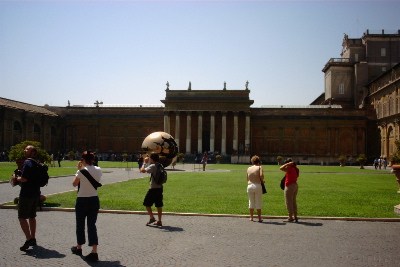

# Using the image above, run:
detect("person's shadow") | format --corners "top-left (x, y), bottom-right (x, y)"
top-left (25, 246), bottom-right (126, 266)
top-left (295, 221), bottom-right (323, 227)
top-left (147, 224), bottom-right (184, 232)
top-left (25, 245), bottom-right (65, 259)
top-left (82, 258), bottom-right (126, 267)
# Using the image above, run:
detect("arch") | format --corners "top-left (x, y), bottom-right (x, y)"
top-left (34, 123), bottom-right (41, 133)
top-left (33, 123), bottom-right (41, 142)
top-left (13, 121), bottom-right (23, 144)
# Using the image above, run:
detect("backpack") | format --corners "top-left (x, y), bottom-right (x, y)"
top-left (153, 163), bottom-right (167, 185)
top-left (29, 159), bottom-right (50, 187)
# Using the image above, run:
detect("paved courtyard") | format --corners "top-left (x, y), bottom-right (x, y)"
top-left (1, 165), bottom-right (400, 267)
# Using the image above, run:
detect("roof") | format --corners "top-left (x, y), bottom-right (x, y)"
top-left (0, 97), bottom-right (58, 117)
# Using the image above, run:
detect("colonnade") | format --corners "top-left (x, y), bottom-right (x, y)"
top-left (163, 111), bottom-right (251, 155)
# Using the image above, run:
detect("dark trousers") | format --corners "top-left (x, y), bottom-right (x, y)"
top-left (75, 196), bottom-right (100, 246)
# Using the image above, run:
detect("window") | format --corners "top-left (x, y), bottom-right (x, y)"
top-left (13, 121), bottom-right (22, 131)
top-left (339, 83), bottom-right (344, 94)
top-left (354, 53), bottom-right (359, 62)
top-left (381, 48), bottom-right (386, 57)
top-left (382, 67), bottom-right (386, 72)
top-left (34, 124), bottom-right (41, 133)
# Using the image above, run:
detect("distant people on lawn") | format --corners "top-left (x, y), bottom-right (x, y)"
top-left (138, 154), bottom-right (144, 169)
top-left (280, 158), bottom-right (300, 223)
top-left (140, 152), bottom-right (164, 227)
top-left (246, 155), bottom-right (265, 222)
top-left (57, 152), bottom-right (63, 167)
top-left (201, 152), bottom-right (208, 171)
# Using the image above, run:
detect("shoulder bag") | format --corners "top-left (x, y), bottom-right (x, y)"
top-left (79, 169), bottom-right (102, 191)
top-left (259, 166), bottom-right (267, 194)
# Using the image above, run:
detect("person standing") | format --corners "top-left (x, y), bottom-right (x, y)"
top-left (71, 151), bottom-right (102, 262)
top-left (57, 152), bottom-right (63, 167)
top-left (246, 155), bottom-right (265, 222)
top-left (14, 145), bottom-right (41, 251)
top-left (140, 153), bottom-right (164, 227)
top-left (201, 152), bottom-right (208, 171)
top-left (280, 158), bottom-right (300, 223)
top-left (138, 154), bottom-right (144, 169)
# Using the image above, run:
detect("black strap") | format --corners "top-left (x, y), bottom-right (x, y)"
top-left (79, 169), bottom-right (102, 191)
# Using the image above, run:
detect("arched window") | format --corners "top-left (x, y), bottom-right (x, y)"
top-left (13, 121), bottom-right (22, 132)
top-left (51, 126), bottom-right (56, 136)
top-left (13, 121), bottom-right (23, 144)
top-left (34, 124), bottom-right (41, 134)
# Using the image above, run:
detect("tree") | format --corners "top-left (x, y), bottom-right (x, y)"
top-left (338, 155), bottom-right (347, 167)
top-left (356, 154), bottom-right (367, 169)
top-left (8, 140), bottom-right (51, 163)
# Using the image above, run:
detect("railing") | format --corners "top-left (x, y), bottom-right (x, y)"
top-left (327, 58), bottom-right (351, 63)
top-left (364, 29), bottom-right (400, 35)
top-left (259, 105), bottom-right (342, 109)
top-left (72, 104), bottom-right (164, 108)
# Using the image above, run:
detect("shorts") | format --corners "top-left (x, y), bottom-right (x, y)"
top-left (143, 188), bottom-right (163, 208)
top-left (18, 196), bottom-right (39, 219)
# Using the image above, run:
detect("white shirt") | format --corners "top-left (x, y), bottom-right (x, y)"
top-left (75, 165), bottom-right (102, 197)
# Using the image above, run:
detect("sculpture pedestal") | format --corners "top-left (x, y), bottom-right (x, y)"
top-left (394, 204), bottom-right (400, 215)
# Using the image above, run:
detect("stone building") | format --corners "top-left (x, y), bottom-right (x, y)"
top-left (368, 62), bottom-right (400, 158)
top-left (0, 98), bottom-right (59, 153)
top-left (1, 29), bottom-right (399, 164)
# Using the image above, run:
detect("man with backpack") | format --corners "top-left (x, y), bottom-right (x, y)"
top-left (14, 145), bottom-right (42, 251)
top-left (140, 153), bottom-right (166, 227)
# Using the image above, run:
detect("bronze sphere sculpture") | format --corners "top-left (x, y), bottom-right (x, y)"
top-left (141, 131), bottom-right (178, 167)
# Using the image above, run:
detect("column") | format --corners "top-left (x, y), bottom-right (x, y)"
top-left (197, 112), bottom-right (203, 153)
top-left (221, 112), bottom-right (226, 155)
top-left (186, 113), bottom-right (191, 154)
top-left (175, 112), bottom-right (180, 148)
top-left (245, 113), bottom-right (250, 153)
top-left (233, 112), bottom-right (238, 152)
top-left (210, 112), bottom-right (215, 152)
top-left (163, 112), bottom-right (170, 133)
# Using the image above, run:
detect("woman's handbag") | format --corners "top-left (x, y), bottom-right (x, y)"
top-left (261, 182), bottom-right (267, 194)
top-left (280, 176), bottom-right (285, 190)
top-left (259, 166), bottom-right (267, 194)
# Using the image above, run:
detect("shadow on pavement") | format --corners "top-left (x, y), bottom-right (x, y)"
top-left (296, 221), bottom-right (323, 227)
top-left (25, 245), bottom-right (65, 259)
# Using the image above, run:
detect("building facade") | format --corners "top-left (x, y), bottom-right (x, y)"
top-left (1, 29), bottom-right (399, 164)
top-left (368, 62), bottom-right (400, 158)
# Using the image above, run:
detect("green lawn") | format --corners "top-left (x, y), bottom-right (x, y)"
top-left (0, 160), bottom-right (138, 182)
top-left (41, 164), bottom-right (400, 218)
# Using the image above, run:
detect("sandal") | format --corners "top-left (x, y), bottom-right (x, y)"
top-left (146, 218), bottom-right (156, 226)
top-left (284, 218), bottom-right (295, 223)
top-left (154, 221), bottom-right (162, 227)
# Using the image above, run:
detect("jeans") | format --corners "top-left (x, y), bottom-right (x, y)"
top-left (75, 196), bottom-right (100, 246)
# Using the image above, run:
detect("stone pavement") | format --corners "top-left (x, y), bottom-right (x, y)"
top-left (1, 164), bottom-right (400, 267)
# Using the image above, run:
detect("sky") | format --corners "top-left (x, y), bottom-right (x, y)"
top-left (0, 0), bottom-right (399, 108)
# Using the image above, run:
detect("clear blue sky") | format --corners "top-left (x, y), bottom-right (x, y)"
top-left (1, 0), bottom-right (399, 107)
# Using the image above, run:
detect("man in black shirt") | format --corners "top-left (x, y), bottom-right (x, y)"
top-left (14, 145), bottom-right (41, 251)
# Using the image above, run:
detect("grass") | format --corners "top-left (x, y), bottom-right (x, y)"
top-left (0, 160), bottom-right (138, 182)
top-left (40, 164), bottom-right (400, 218)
